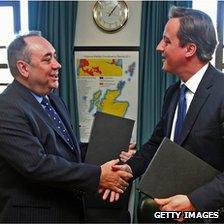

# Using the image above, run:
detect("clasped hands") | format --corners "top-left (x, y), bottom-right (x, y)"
top-left (98, 143), bottom-right (136, 202)
top-left (99, 159), bottom-right (133, 202)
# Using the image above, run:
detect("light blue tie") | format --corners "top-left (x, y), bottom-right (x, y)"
top-left (174, 84), bottom-right (187, 143)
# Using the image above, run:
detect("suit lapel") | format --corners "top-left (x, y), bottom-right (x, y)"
top-left (179, 65), bottom-right (214, 145)
top-left (27, 95), bottom-right (71, 149)
top-left (48, 96), bottom-right (74, 138)
top-left (12, 80), bottom-right (78, 154)
top-left (48, 95), bottom-right (81, 156)
top-left (39, 98), bottom-right (80, 158)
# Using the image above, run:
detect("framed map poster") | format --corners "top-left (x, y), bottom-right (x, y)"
top-left (74, 50), bottom-right (139, 142)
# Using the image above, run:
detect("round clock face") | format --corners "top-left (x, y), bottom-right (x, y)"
top-left (93, 1), bottom-right (129, 32)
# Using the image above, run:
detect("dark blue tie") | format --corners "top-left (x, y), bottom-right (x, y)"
top-left (41, 97), bottom-right (81, 160)
top-left (174, 84), bottom-right (187, 143)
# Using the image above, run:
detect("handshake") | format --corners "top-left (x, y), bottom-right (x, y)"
top-left (98, 144), bottom-right (136, 203)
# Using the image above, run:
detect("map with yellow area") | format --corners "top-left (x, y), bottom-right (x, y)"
top-left (78, 59), bottom-right (122, 77)
top-left (89, 79), bottom-right (129, 117)
top-left (75, 52), bottom-right (138, 142)
top-left (100, 89), bottom-right (129, 117)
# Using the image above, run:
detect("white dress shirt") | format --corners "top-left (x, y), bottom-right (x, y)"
top-left (170, 63), bottom-right (209, 141)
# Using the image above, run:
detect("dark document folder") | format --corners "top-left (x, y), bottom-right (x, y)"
top-left (137, 137), bottom-right (220, 198)
top-left (85, 112), bottom-right (135, 165)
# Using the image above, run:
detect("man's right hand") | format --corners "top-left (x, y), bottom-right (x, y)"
top-left (119, 143), bottom-right (136, 162)
top-left (99, 163), bottom-right (133, 202)
top-left (99, 159), bottom-right (133, 194)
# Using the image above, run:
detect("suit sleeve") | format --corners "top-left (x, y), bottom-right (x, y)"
top-left (188, 103), bottom-right (224, 211)
top-left (188, 174), bottom-right (224, 211)
top-left (126, 85), bottom-right (175, 178)
top-left (0, 99), bottom-right (101, 194)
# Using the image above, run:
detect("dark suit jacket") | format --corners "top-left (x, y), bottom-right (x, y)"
top-left (0, 80), bottom-right (101, 222)
top-left (127, 64), bottom-right (224, 213)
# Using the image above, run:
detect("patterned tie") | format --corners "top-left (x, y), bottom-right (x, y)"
top-left (174, 84), bottom-right (188, 143)
top-left (41, 97), bottom-right (77, 151)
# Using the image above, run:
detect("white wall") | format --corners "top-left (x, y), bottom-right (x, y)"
top-left (75, 1), bottom-right (142, 46)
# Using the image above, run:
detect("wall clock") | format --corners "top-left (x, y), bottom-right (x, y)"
top-left (93, 1), bottom-right (129, 33)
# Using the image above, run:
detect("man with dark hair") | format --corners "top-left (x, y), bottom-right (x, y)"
top-left (103, 6), bottom-right (224, 220)
top-left (0, 33), bottom-right (132, 222)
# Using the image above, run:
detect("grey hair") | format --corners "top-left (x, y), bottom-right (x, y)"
top-left (7, 31), bottom-right (42, 77)
top-left (169, 6), bottom-right (217, 63)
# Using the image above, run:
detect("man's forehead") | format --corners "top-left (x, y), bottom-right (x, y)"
top-left (165, 18), bottom-right (180, 30)
top-left (24, 36), bottom-right (56, 53)
top-left (163, 18), bottom-right (180, 36)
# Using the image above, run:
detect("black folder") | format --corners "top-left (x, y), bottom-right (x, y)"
top-left (137, 137), bottom-right (220, 198)
top-left (85, 112), bottom-right (135, 165)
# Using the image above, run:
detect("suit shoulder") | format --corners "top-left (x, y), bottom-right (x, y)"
top-left (164, 82), bottom-right (179, 100)
top-left (211, 67), bottom-right (224, 85)
top-left (49, 93), bottom-right (63, 102)
top-left (49, 93), bottom-right (67, 107)
top-left (208, 64), bottom-right (224, 78)
top-left (166, 82), bottom-right (179, 92)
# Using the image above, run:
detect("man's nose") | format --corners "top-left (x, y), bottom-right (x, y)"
top-left (52, 58), bottom-right (61, 69)
top-left (156, 40), bottom-right (164, 52)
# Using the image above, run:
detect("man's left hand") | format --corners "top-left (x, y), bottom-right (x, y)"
top-left (155, 194), bottom-right (196, 211)
top-left (154, 195), bottom-right (196, 222)
top-left (119, 143), bottom-right (136, 162)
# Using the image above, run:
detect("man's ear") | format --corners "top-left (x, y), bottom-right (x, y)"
top-left (16, 60), bottom-right (29, 78)
top-left (185, 43), bottom-right (197, 58)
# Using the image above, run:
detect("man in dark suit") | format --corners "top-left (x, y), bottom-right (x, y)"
top-left (102, 6), bottom-right (224, 221)
top-left (0, 32), bottom-right (132, 222)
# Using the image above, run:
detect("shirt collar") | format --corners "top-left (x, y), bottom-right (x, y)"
top-left (181, 63), bottom-right (209, 94)
top-left (30, 92), bottom-right (45, 104)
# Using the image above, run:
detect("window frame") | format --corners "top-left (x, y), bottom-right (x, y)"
top-left (0, 1), bottom-right (20, 35)
top-left (0, 1), bottom-right (20, 92)
top-left (0, 46), bottom-right (7, 69)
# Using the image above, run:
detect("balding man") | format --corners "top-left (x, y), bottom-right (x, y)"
top-left (0, 32), bottom-right (132, 223)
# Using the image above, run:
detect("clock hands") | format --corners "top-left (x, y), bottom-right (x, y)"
top-left (93, 1), bottom-right (128, 32)
top-left (108, 4), bottom-right (118, 17)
